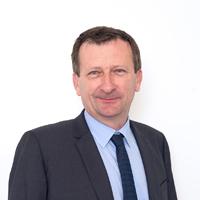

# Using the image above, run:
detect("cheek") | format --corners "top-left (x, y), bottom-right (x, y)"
top-left (79, 82), bottom-right (94, 98)
top-left (81, 80), bottom-right (101, 94)
top-left (122, 81), bottom-right (136, 97)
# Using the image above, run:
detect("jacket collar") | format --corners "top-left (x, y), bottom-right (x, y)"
top-left (72, 111), bottom-right (114, 200)
top-left (130, 121), bottom-right (167, 200)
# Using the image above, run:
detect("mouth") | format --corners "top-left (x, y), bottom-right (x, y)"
top-left (96, 97), bottom-right (120, 103)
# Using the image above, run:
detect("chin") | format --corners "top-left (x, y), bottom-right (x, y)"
top-left (97, 110), bottom-right (122, 119)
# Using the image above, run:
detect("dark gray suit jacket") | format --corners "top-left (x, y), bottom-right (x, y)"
top-left (9, 111), bottom-right (177, 200)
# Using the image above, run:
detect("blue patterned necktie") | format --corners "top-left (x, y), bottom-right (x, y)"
top-left (111, 134), bottom-right (138, 200)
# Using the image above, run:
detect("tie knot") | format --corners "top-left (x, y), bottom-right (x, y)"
top-left (111, 134), bottom-right (124, 148)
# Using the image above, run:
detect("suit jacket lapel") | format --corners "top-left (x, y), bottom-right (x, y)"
top-left (73, 112), bottom-right (114, 200)
top-left (72, 112), bottom-right (166, 200)
top-left (130, 122), bottom-right (166, 200)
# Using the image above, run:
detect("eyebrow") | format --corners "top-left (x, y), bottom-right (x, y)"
top-left (87, 65), bottom-right (128, 70)
top-left (87, 66), bottom-right (102, 70)
top-left (112, 65), bottom-right (128, 68)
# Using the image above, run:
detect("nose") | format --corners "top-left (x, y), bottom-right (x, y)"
top-left (100, 74), bottom-right (116, 93)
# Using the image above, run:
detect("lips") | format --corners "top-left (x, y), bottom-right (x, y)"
top-left (93, 90), bottom-right (122, 104)
top-left (96, 96), bottom-right (121, 103)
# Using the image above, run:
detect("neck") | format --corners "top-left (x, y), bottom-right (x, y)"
top-left (86, 111), bottom-right (128, 130)
top-left (101, 119), bottom-right (127, 130)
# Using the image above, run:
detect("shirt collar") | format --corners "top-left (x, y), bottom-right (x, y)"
top-left (84, 111), bottom-right (133, 148)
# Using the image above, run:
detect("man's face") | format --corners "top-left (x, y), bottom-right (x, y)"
top-left (73, 39), bottom-right (142, 126)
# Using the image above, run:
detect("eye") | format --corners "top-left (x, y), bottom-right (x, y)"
top-left (87, 70), bottom-right (102, 78)
top-left (113, 68), bottom-right (127, 75)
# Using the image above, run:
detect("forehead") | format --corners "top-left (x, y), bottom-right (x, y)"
top-left (78, 39), bottom-right (133, 66)
top-left (79, 38), bottom-right (132, 54)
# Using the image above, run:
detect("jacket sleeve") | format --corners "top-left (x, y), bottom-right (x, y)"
top-left (8, 132), bottom-right (47, 200)
top-left (162, 135), bottom-right (178, 200)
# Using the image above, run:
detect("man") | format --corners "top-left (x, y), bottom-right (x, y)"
top-left (9, 26), bottom-right (177, 200)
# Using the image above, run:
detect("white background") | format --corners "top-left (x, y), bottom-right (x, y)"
top-left (0, 0), bottom-right (199, 199)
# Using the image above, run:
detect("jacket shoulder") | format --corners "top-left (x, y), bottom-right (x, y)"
top-left (130, 120), bottom-right (167, 150)
top-left (29, 119), bottom-right (75, 136)
top-left (131, 120), bottom-right (164, 136)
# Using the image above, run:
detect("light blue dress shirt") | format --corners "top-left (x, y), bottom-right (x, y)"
top-left (84, 111), bottom-right (149, 200)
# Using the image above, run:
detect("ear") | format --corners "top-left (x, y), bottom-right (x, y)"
top-left (73, 73), bottom-right (81, 96)
top-left (135, 70), bottom-right (142, 92)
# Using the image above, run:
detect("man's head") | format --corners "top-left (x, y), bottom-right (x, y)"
top-left (72, 26), bottom-right (142, 129)
top-left (71, 26), bottom-right (141, 76)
